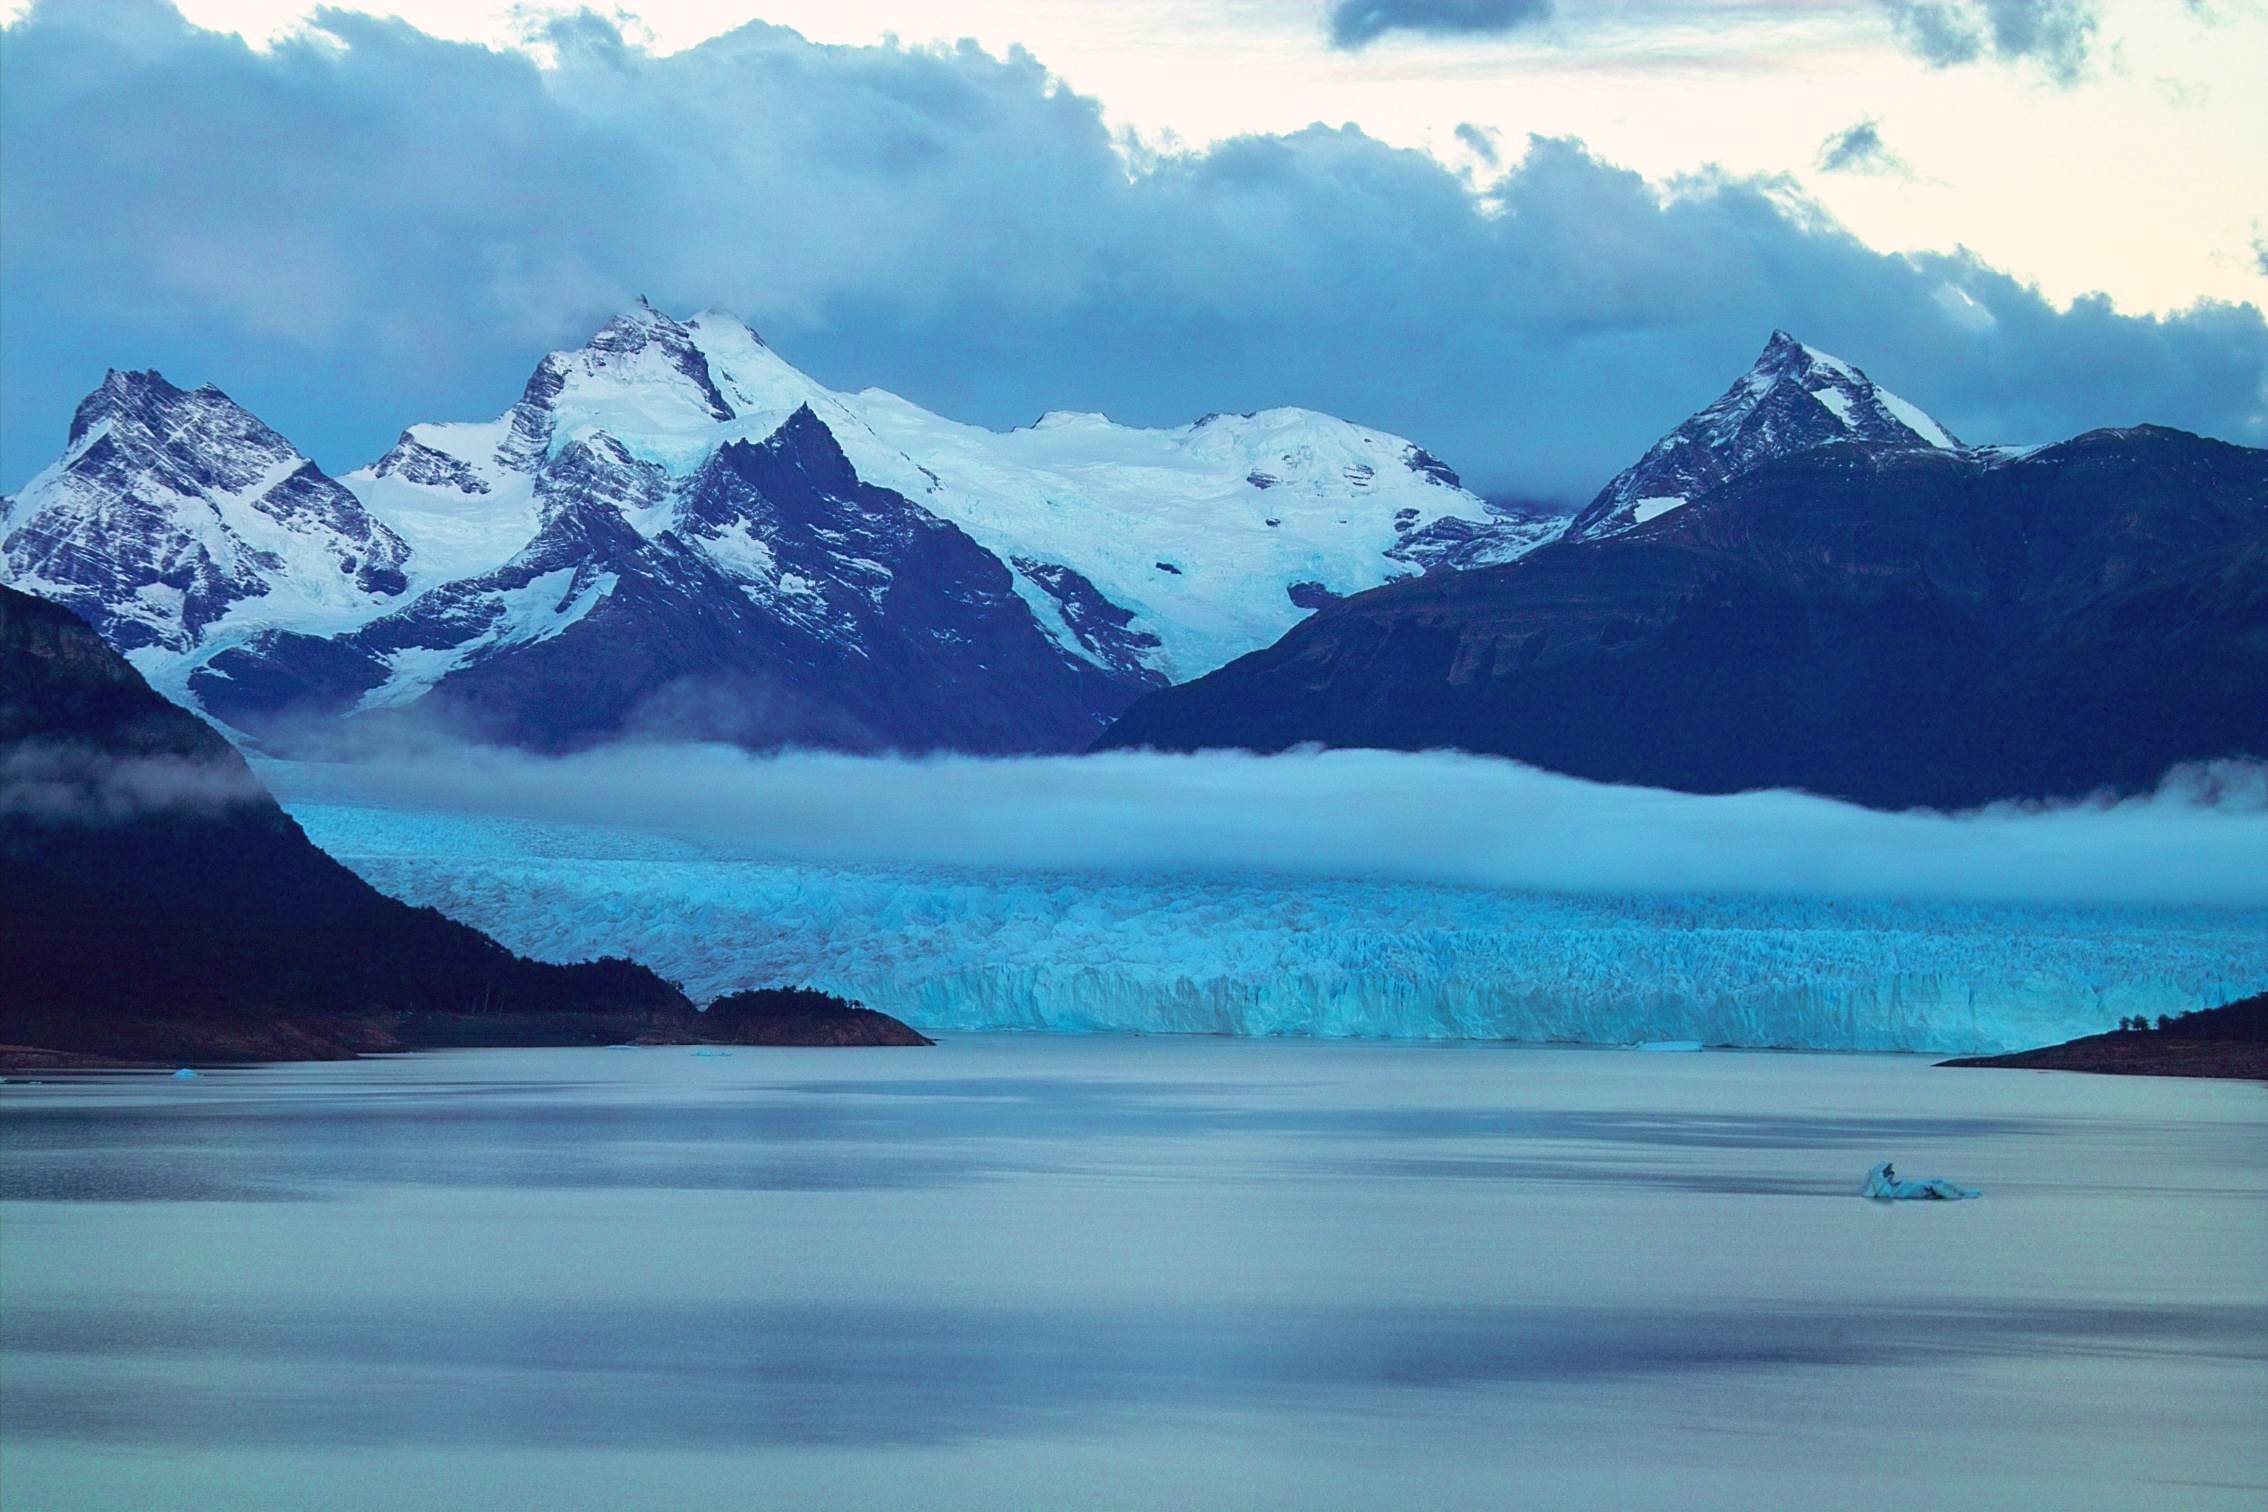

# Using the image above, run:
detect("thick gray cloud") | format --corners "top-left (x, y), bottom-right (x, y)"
top-left (1328, 0), bottom-right (1555, 49)
top-left (1876, 0), bottom-right (2100, 82)
top-left (1, 0), bottom-right (2262, 504)
top-left (267, 744), bottom-right (2268, 908)
top-left (1816, 119), bottom-right (1909, 176)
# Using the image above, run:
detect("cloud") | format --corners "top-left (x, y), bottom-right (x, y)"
top-left (1327, 0), bottom-right (1555, 49)
top-left (264, 743), bottom-right (2268, 909)
top-left (1453, 121), bottom-right (1502, 167)
top-left (1875, 0), bottom-right (2100, 83)
top-left (2, 0), bottom-right (2263, 506)
top-left (0, 741), bottom-right (267, 823)
top-left (1815, 118), bottom-right (1909, 176)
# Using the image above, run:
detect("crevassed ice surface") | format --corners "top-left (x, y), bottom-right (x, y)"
top-left (292, 804), bottom-right (2268, 1053)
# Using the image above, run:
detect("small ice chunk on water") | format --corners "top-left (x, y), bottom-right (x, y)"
top-left (172, 1067), bottom-right (200, 1080)
top-left (691, 1048), bottom-right (733, 1058)
top-left (1862, 1161), bottom-right (1978, 1201)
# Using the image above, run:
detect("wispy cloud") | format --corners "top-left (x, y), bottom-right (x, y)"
top-left (1, 741), bottom-right (267, 823)
top-left (1874, 0), bottom-right (2100, 83)
top-left (1816, 118), bottom-right (1910, 175)
top-left (1453, 121), bottom-right (1502, 166)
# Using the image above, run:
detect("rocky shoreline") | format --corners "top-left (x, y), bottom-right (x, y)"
top-left (0, 994), bottom-right (931, 1072)
top-left (1940, 992), bottom-right (2267, 1082)
top-left (1939, 1034), bottom-right (2268, 1082)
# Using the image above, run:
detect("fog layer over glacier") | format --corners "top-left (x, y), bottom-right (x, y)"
top-left (274, 748), bottom-right (2268, 1054)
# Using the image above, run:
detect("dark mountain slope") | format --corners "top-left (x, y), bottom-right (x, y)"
top-left (1096, 428), bottom-right (2268, 809)
top-left (0, 584), bottom-right (695, 1060)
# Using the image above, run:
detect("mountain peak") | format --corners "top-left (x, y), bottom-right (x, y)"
top-left (498, 303), bottom-right (738, 472)
top-left (1752, 331), bottom-right (1868, 388)
top-left (1565, 331), bottom-right (1963, 541)
top-left (592, 295), bottom-right (675, 340)
top-left (67, 368), bottom-right (194, 447)
top-left (738, 403), bottom-right (861, 496)
top-left (15, 367), bottom-right (411, 655)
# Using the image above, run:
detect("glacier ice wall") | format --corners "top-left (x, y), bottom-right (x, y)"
top-left (294, 804), bottom-right (2268, 1054)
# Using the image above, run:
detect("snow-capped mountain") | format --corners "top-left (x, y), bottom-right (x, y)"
top-left (1564, 330), bottom-right (1962, 542)
top-left (350, 301), bottom-right (1552, 683)
top-left (0, 371), bottom-right (410, 653)
top-left (4, 303), bottom-right (1550, 751)
top-left (195, 408), bottom-right (1139, 752)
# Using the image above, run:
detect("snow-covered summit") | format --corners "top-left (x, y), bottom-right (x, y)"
top-left (344, 302), bottom-right (1555, 682)
top-left (3, 305), bottom-right (1556, 751)
top-left (1, 370), bottom-right (409, 656)
top-left (1565, 331), bottom-right (1963, 542)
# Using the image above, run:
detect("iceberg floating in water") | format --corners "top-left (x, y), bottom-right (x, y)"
top-left (288, 804), bottom-right (2268, 1056)
top-left (171, 1067), bottom-right (199, 1080)
top-left (1863, 1162), bottom-right (1979, 1201)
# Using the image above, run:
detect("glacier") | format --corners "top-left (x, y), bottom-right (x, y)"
top-left (289, 801), bottom-right (2268, 1055)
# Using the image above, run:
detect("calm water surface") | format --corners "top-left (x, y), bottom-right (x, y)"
top-left (2, 1038), bottom-right (2262, 1511)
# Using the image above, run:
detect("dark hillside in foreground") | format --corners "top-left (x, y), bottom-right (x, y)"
top-left (0, 586), bottom-right (926, 1062)
top-left (702, 987), bottom-right (935, 1046)
top-left (1941, 991), bottom-right (2268, 1081)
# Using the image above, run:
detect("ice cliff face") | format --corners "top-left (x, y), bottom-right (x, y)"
top-left (291, 803), bottom-right (2268, 1055)
top-left (6, 304), bottom-right (1552, 750)
top-left (0, 371), bottom-right (410, 655)
top-left (1565, 331), bottom-right (1962, 542)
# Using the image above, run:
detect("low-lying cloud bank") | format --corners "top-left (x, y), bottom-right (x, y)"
top-left (264, 744), bottom-right (2268, 909)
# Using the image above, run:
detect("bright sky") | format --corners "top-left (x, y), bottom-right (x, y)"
top-left (45, 0), bottom-right (2267, 318)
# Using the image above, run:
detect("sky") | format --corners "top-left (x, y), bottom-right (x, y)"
top-left (2, 0), bottom-right (2263, 498)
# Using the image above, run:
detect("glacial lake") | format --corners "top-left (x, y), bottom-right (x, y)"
top-left (2, 1038), bottom-right (2262, 1511)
